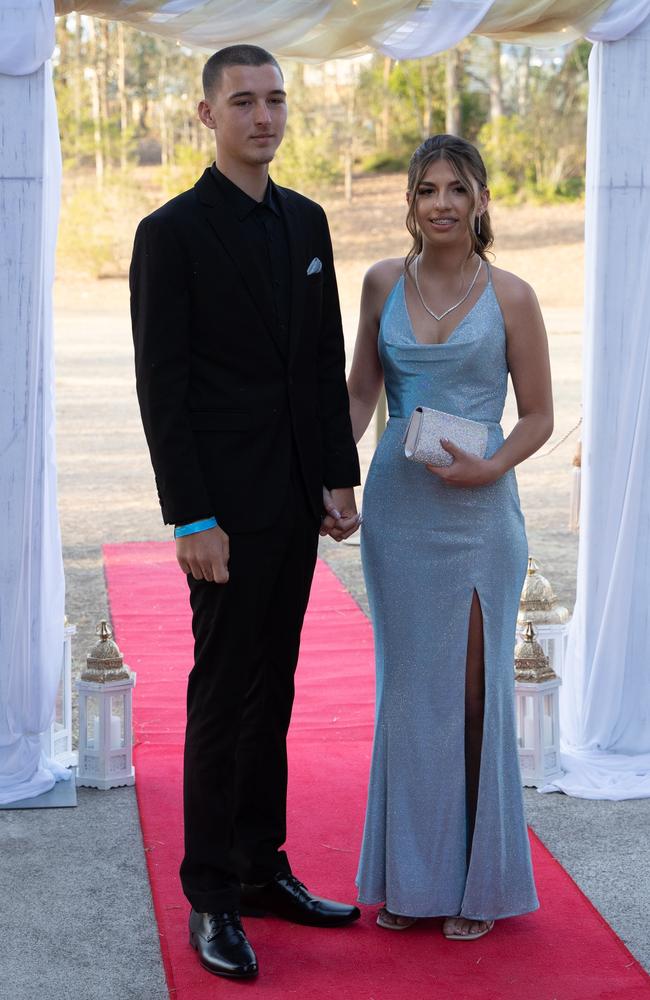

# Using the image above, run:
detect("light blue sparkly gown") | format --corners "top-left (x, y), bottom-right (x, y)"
top-left (356, 266), bottom-right (539, 920)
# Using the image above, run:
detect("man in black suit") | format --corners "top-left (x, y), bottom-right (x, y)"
top-left (130, 45), bottom-right (361, 980)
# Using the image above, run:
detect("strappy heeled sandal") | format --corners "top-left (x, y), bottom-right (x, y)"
top-left (376, 906), bottom-right (418, 930)
top-left (442, 917), bottom-right (494, 940)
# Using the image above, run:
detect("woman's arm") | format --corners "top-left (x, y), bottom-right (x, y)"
top-left (429, 270), bottom-right (553, 488)
top-left (491, 270), bottom-right (554, 473)
top-left (321, 261), bottom-right (396, 540)
top-left (347, 261), bottom-right (399, 443)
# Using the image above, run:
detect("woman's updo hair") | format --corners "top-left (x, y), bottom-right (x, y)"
top-left (405, 134), bottom-right (494, 270)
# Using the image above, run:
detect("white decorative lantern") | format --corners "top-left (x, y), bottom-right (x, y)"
top-left (518, 558), bottom-right (570, 679)
top-left (77, 621), bottom-right (136, 790)
top-left (515, 621), bottom-right (562, 788)
top-left (41, 617), bottom-right (77, 766)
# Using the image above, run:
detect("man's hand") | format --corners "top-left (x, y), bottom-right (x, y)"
top-left (175, 525), bottom-right (230, 583)
top-left (320, 487), bottom-right (361, 542)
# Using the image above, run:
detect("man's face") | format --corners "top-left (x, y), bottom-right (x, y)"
top-left (199, 63), bottom-right (287, 167)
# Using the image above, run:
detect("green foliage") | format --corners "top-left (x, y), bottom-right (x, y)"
top-left (476, 41), bottom-right (590, 202)
top-left (359, 151), bottom-right (411, 174)
top-left (273, 122), bottom-right (341, 192)
top-left (57, 185), bottom-right (112, 277)
top-left (161, 144), bottom-right (210, 197)
top-left (479, 100), bottom-right (585, 203)
top-left (460, 89), bottom-right (489, 143)
top-left (356, 55), bottom-right (446, 161)
top-left (53, 16), bottom-right (590, 235)
top-left (57, 173), bottom-right (157, 278)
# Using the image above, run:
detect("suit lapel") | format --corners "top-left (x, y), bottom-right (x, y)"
top-left (275, 184), bottom-right (307, 366)
top-left (194, 169), bottom-right (286, 361)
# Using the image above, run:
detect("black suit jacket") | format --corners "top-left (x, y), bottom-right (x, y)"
top-left (130, 167), bottom-right (360, 533)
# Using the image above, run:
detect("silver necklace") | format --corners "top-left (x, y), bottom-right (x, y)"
top-left (413, 254), bottom-right (483, 322)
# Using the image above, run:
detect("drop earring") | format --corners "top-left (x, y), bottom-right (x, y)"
top-left (476, 213), bottom-right (482, 237)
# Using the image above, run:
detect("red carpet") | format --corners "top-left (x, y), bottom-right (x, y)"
top-left (104, 542), bottom-right (650, 1000)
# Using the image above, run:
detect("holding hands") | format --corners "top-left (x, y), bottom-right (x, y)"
top-left (320, 487), bottom-right (362, 542)
top-left (426, 438), bottom-right (502, 489)
top-left (175, 483), bottom-right (362, 587)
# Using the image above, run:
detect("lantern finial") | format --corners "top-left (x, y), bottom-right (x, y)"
top-left (97, 619), bottom-right (112, 642)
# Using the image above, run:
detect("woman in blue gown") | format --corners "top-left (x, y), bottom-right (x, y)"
top-left (346, 136), bottom-right (553, 939)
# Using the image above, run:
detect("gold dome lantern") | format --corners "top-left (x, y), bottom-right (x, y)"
top-left (518, 558), bottom-right (569, 627)
top-left (515, 622), bottom-right (557, 683)
top-left (81, 620), bottom-right (130, 683)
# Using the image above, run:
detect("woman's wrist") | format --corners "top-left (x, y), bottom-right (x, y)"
top-left (485, 453), bottom-right (509, 481)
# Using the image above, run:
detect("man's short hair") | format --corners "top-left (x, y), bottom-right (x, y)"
top-left (202, 45), bottom-right (283, 97)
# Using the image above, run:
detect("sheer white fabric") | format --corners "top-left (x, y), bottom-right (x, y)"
top-left (587, 0), bottom-right (650, 41)
top-left (0, 60), bottom-right (68, 805)
top-left (0, 0), bottom-right (55, 75)
top-left (375, 1), bottom-right (611, 57)
top-left (542, 17), bottom-right (650, 800)
top-left (52, 0), bottom-right (639, 57)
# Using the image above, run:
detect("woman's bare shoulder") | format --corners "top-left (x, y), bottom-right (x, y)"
top-left (489, 264), bottom-right (538, 307)
top-left (363, 257), bottom-right (405, 310)
top-left (365, 257), bottom-right (405, 290)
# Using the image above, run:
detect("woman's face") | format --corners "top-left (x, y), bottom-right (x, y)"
top-left (409, 157), bottom-right (481, 247)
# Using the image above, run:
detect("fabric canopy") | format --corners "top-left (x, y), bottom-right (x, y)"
top-left (49, 0), bottom-right (648, 59)
top-left (3, 1), bottom-right (648, 72)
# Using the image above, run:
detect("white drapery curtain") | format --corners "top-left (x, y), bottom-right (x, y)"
top-left (1, 0), bottom-right (649, 803)
top-left (0, 0), bottom-right (68, 803)
top-left (586, 0), bottom-right (650, 41)
top-left (542, 13), bottom-right (650, 800)
top-left (0, 0), bottom-right (55, 75)
top-left (53, 0), bottom-right (626, 57)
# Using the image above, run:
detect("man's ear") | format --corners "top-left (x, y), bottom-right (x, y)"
top-left (198, 99), bottom-right (217, 131)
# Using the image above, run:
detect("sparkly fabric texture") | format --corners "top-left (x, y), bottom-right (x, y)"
top-left (404, 406), bottom-right (489, 467)
top-left (356, 270), bottom-right (539, 920)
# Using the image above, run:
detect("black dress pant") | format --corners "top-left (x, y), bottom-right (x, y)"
top-left (180, 472), bottom-right (319, 913)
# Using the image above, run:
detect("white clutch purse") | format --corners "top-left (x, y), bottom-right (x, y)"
top-left (404, 406), bottom-right (489, 467)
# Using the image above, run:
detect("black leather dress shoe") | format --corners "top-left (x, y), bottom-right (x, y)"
top-left (189, 909), bottom-right (258, 978)
top-left (240, 873), bottom-right (361, 927)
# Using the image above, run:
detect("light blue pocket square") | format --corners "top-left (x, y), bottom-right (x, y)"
top-left (307, 257), bottom-right (322, 275)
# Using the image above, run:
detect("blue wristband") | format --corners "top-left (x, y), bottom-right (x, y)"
top-left (174, 517), bottom-right (218, 539)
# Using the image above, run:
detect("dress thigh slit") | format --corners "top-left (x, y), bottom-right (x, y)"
top-left (464, 588), bottom-right (486, 869)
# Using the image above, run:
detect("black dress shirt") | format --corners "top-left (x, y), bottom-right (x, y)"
top-left (210, 164), bottom-right (291, 355)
